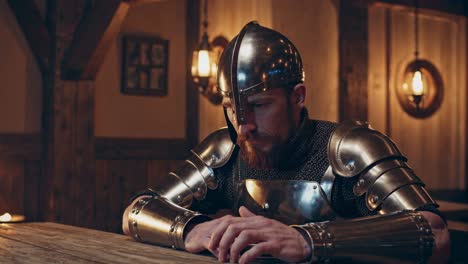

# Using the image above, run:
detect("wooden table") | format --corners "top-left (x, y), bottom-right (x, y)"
top-left (0, 222), bottom-right (220, 263)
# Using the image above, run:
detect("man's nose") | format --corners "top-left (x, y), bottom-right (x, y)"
top-left (238, 123), bottom-right (256, 137)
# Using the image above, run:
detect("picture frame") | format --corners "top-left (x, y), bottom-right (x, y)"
top-left (121, 35), bottom-right (169, 96)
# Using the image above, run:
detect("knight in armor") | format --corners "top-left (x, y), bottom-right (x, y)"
top-left (122, 22), bottom-right (449, 263)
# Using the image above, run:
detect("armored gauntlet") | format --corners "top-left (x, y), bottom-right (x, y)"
top-left (125, 128), bottom-right (235, 249)
top-left (293, 211), bottom-right (433, 263)
top-left (292, 121), bottom-right (439, 263)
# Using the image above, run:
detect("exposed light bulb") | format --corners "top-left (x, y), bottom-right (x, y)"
top-left (197, 50), bottom-right (211, 77)
top-left (411, 70), bottom-right (424, 96)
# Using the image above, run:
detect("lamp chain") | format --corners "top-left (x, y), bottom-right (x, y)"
top-left (414, 0), bottom-right (419, 58)
top-left (202, 0), bottom-right (208, 31)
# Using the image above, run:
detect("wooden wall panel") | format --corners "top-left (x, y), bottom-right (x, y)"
top-left (0, 160), bottom-right (24, 215)
top-left (0, 134), bottom-right (42, 160)
top-left (94, 159), bottom-right (183, 233)
top-left (0, 134), bottom-right (42, 222)
top-left (339, 0), bottom-right (369, 122)
top-left (368, 5), bottom-right (466, 190)
top-left (23, 160), bottom-right (42, 221)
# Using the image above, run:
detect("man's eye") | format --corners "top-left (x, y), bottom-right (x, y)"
top-left (253, 103), bottom-right (268, 108)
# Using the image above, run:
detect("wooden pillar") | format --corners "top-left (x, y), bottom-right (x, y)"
top-left (338, 0), bottom-right (369, 122)
top-left (41, 0), bottom-right (130, 227)
top-left (186, 0), bottom-right (200, 147)
top-left (41, 0), bottom-right (96, 227)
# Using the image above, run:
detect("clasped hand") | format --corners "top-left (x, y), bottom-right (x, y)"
top-left (184, 206), bottom-right (311, 264)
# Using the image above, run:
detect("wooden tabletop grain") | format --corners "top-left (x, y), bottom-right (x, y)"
top-left (0, 222), bottom-right (220, 264)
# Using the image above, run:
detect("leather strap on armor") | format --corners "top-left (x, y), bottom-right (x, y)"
top-left (328, 121), bottom-right (437, 214)
top-left (292, 211), bottom-right (434, 263)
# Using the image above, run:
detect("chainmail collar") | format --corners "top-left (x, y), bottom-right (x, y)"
top-left (276, 107), bottom-right (316, 170)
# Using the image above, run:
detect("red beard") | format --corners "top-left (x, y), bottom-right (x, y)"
top-left (237, 133), bottom-right (286, 169)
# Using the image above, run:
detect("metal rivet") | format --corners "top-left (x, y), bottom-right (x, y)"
top-left (356, 179), bottom-right (365, 187)
top-left (170, 225), bottom-right (175, 232)
top-left (263, 203), bottom-right (269, 210)
top-left (327, 233), bottom-right (333, 239)
top-left (175, 216), bottom-right (181, 222)
top-left (370, 195), bottom-right (379, 204)
top-left (346, 161), bottom-right (356, 171)
top-left (131, 208), bottom-right (136, 214)
top-left (313, 185), bottom-right (317, 190)
top-left (196, 187), bottom-right (202, 193)
top-left (425, 228), bottom-right (431, 235)
top-left (184, 211), bottom-right (191, 216)
top-left (177, 195), bottom-right (182, 202)
top-left (132, 221), bottom-right (137, 227)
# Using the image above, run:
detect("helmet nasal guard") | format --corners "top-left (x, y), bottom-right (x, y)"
top-left (217, 21), bottom-right (304, 125)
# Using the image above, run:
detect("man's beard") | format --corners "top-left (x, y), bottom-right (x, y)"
top-left (234, 96), bottom-right (298, 169)
top-left (237, 134), bottom-right (284, 169)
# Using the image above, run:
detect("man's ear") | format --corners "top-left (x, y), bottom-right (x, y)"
top-left (292, 83), bottom-right (306, 108)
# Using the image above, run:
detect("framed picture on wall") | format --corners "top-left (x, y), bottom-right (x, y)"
top-left (121, 35), bottom-right (169, 96)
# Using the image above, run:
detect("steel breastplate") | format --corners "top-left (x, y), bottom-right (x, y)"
top-left (236, 166), bottom-right (337, 225)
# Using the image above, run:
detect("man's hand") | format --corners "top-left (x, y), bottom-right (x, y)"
top-left (184, 219), bottom-right (220, 256)
top-left (191, 206), bottom-right (311, 264)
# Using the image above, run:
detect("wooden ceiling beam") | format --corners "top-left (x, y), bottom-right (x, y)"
top-left (124, 0), bottom-right (162, 6)
top-left (374, 0), bottom-right (468, 17)
top-left (62, 0), bottom-right (130, 80)
top-left (7, 0), bottom-right (51, 74)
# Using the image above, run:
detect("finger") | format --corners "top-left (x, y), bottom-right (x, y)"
top-left (218, 222), bottom-right (253, 262)
top-left (218, 223), bottom-right (248, 262)
top-left (208, 215), bottom-right (235, 254)
top-left (229, 229), bottom-right (264, 263)
top-left (239, 206), bottom-right (256, 217)
top-left (239, 241), bottom-right (277, 264)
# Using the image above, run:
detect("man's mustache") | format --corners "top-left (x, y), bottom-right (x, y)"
top-left (236, 132), bottom-right (274, 145)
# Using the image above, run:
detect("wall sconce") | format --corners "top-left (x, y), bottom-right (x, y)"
top-left (395, 0), bottom-right (443, 118)
top-left (191, 0), bottom-right (228, 105)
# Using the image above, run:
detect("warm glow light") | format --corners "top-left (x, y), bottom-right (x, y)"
top-left (197, 50), bottom-right (211, 77)
top-left (211, 62), bottom-right (217, 77)
top-left (0, 213), bottom-right (12, 222)
top-left (411, 70), bottom-right (424, 96)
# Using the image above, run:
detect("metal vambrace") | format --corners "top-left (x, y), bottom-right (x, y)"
top-left (127, 195), bottom-right (211, 250)
top-left (292, 211), bottom-right (434, 263)
top-left (126, 127), bottom-right (234, 249)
